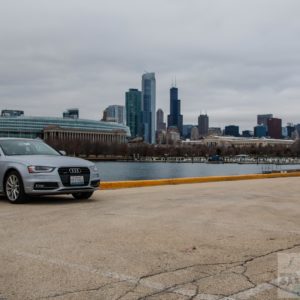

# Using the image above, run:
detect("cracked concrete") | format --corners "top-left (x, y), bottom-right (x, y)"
top-left (1, 177), bottom-right (300, 299)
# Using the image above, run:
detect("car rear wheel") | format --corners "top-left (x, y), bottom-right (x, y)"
top-left (72, 191), bottom-right (94, 200)
top-left (5, 171), bottom-right (28, 204)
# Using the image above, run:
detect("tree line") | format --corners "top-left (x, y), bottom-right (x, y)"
top-left (47, 138), bottom-right (300, 158)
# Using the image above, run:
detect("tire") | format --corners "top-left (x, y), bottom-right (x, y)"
top-left (72, 191), bottom-right (94, 200)
top-left (5, 171), bottom-right (28, 204)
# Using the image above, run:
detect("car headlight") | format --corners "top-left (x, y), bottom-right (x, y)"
top-left (28, 166), bottom-right (55, 173)
top-left (91, 165), bottom-right (98, 173)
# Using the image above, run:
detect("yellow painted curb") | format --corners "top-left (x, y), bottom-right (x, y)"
top-left (100, 171), bottom-right (300, 190)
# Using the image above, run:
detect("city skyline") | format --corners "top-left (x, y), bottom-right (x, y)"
top-left (1, 1), bottom-right (300, 130)
top-left (1, 69), bottom-right (299, 132)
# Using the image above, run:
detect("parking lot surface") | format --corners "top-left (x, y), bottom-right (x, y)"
top-left (1, 178), bottom-right (300, 299)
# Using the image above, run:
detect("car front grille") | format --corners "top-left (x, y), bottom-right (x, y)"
top-left (58, 167), bottom-right (90, 187)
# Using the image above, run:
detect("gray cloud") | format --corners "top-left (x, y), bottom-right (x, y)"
top-left (1, 0), bottom-right (300, 130)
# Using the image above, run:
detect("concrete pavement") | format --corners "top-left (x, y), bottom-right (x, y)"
top-left (1, 178), bottom-right (300, 299)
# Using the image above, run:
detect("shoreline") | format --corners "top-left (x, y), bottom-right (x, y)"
top-left (100, 170), bottom-right (300, 189)
top-left (86, 156), bottom-right (300, 165)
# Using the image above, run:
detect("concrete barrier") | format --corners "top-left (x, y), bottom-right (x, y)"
top-left (100, 171), bottom-right (300, 190)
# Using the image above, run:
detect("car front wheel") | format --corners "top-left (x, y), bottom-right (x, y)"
top-left (72, 192), bottom-right (94, 200)
top-left (5, 171), bottom-right (28, 204)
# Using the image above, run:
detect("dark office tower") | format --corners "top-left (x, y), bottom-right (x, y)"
top-left (257, 114), bottom-right (273, 126)
top-left (295, 124), bottom-right (300, 138)
top-left (198, 114), bottom-right (209, 137)
top-left (224, 125), bottom-right (239, 137)
top-left (156, 109), bottom-right (166, 131)
top-left (167, 86), bottom-right (183, 136)
top-left (267, 118), bottom-right (282, 139)
top-left (286, 124), bottom-right (295, 138)
top-left (142, 73), bottom-right (156, 144)
top-left (182, 124), bottom-right (194, 139)
top-left (257, 114), bottom-right (273, 134)
top-left (125, 89), bottom-right (142, 138)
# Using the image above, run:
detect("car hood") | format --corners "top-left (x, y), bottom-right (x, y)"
top-left (8, 155), bottom-right (94, 168)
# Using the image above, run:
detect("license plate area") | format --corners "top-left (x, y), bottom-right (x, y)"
top-left (70, 176), bottom-right (84, 186)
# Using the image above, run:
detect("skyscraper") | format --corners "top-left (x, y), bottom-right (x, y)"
top-left (257, 114), bottom-right (273, 126)
top-left (1, 110), bottom-right (24, 117)
top-left (142, 72), bottom-right (156, 144)
top-left (125, 89), bottom-right (142, 138)
top-left (156, 109), bottom-right (166, 131)
top-left (267, 118), bottom-right (282, 139)
top-left (224, 125), bottom-right (240, 137)
top-left (191, 126), bottom-right (199, 140)
top-left (257, 114), bottom-right (273, 134)
top-left (295, 124), bottom-right (300, 139)
top-left (167, 86), bottom-right (183, 136)
top-left (254, 125), bottom-right (267, 138)
top-left (198, 114), bottom-right (209, 137)
top-left (63, 108), bottom-right (79, 119)
top-left (102, 105), bottom-right (126, 124)
top-left (182, 124), bottom-right (194, 139)
top-left (286, 123), bottom-right (295, 138)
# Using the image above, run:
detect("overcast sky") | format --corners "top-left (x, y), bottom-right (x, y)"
top-left (1, 0), bottom-right (300, 130)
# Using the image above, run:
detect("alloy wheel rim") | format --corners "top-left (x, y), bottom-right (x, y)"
top-left (6, 175), bottom-right (20, 201)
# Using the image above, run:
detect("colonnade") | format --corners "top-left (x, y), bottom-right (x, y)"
top-left (44, 129), bottom-right (127, 143)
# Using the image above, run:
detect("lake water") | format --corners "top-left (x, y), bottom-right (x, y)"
top-left (95, 162), bottom-right (300, 181)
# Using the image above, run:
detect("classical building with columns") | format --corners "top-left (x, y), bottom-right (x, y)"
top-left (0, 116), bottom-right (130, 143)
top-left (44, 126), bottom-right (127, 143)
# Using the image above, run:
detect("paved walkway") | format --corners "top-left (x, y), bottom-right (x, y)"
top-left (1, 178), bottom-right (300, 299)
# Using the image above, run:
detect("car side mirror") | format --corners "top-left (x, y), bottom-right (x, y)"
top-left (59, 150), bottom-right (66, 156)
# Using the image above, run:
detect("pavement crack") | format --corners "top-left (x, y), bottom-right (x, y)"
top-left (40, 280), bottom-right (126, 299)
top-left (115, 280), bottom-right (140, 300)
top-left (137, 271), bottom-right (226, 300)
top-left (217, 242), bottom-right (300, 298)
top-left (132, 259), bottom-right (246, 299)
top-left (270, 282), bottom-right (300, 297)
top-left (138, 260), bottom-right (242, 282)
top-left (241, 242), bottom-right (300, 267)
top-left (188, 284), bottom-right (199, 300)
top-left (241, 265), bottom-right (256, 287)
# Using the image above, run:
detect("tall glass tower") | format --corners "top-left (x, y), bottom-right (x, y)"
top-left (125, 89), bottom-right (142, 138)
top-left (167, 86), bottom-right (183, 136)
top-left (142, 72), bottom-right (156, 144)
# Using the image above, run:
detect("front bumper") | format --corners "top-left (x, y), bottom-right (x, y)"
top-left (23, 172), bottom-right (100, 195)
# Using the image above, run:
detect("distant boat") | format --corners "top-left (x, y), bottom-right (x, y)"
top-left (208, 155), bottom-right (224, 163)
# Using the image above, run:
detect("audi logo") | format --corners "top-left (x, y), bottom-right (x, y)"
top-left (69, 168), bottom-right (82, 174)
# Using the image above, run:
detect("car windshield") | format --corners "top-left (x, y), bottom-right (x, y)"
top-left (0, 140), bottom-right (60, 156)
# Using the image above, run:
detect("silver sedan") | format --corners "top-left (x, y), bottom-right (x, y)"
top-left (0, 138), bottom-right (100, 203)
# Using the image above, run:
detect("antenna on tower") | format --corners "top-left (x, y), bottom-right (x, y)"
top-left (175, 76), bottom-right (177, 87)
